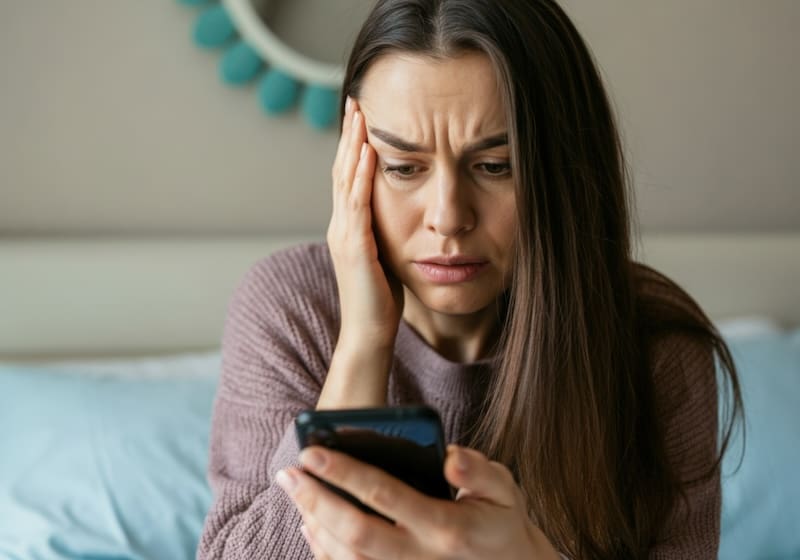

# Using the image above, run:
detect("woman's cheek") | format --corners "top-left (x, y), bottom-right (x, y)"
top-left (373, 175), bottom-right (412, 222)
top-left (372, 177), bottom-right (420, 257)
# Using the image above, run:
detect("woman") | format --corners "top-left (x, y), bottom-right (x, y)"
top-left (198, 1), bottom-right (742, 558)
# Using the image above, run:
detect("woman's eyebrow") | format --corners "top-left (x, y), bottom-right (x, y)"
top-left (368, 127), bottom-right (508, 154)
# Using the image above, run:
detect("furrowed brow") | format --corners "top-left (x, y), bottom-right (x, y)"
top-left (368, 128), bottom-right (508, 154)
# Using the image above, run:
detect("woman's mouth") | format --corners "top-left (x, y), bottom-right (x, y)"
top-left (413, 257), bottom-right (489, 283)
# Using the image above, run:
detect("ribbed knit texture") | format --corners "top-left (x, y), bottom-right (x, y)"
top-left (197, 243), bottom-right (720, 559)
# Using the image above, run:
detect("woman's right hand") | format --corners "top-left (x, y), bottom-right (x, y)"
top-left (320, 96), bottom-right (403, 409)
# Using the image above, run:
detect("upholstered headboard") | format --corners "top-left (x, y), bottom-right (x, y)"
top-left (1, 233), bottom-right (798, 359)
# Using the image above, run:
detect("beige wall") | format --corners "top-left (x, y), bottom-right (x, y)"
top-left (1, 1), bottom-right (797, 236)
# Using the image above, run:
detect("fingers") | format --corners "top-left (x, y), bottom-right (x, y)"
top-left (444, 445), bottom-right (519, 508)
top-left (337, 102), bottom-right (369, 197)
top-left (279, 466), bottom-right (408, 559)
top-left (285, 447), bottom-right (533, 559)
top-left (328, 95), bottom-right (376, 251)
top-left (331, 95), bottom-right (353, 179)
top-left (350, 142), bottom-right (376, 218)
top-left (298, 446), bottom-right (445, 531)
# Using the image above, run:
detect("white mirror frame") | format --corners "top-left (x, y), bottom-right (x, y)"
top-left (222, 0), bottom-right (345, 88)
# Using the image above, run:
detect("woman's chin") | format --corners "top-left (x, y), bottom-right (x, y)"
top-left (410, 285), bottom-right (500, 317)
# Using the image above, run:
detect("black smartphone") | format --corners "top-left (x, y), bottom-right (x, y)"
top-left (294, 405), bottom-right (453, 520)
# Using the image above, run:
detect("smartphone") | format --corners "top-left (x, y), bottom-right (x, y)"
top-left (294, 405), bottom-right (453, 520)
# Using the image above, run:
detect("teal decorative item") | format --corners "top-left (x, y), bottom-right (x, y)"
top-left (177, 0), bottom-right (346, 131)
top-left (258, 69), bottom-right (300, 114)
top-left (220, 40), bottom-right (263, 85)
top-left (192, 5), bottom-right (236, 48)
top-left (302, 85), bottom-right (339, 130)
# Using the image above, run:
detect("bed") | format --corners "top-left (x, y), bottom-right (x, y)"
top-left (1, 233), bottom-right (798, 559)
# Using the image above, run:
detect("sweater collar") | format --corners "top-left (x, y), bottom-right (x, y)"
top-left (395, 319), bottom-right (494, 393)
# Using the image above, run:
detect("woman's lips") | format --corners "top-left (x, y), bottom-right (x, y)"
top-left (413, 261), bottom-right (489, 283)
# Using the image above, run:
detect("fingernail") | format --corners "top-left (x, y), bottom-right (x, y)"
top-left (360, 142), bottom-right (368, 159)
top-left (345, 95), bottom-right (352, 113)
top-left (276, 469), bottom-right (298, 493)
top-left (300, 449), bottom-right (327, 471)
top-left (353, 110), bottom-right (360, 126)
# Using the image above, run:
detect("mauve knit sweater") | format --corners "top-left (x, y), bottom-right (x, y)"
top-left (197, 243), bottom-right (720, 559)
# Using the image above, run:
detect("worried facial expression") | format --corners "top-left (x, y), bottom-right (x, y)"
top-left (358, 52), bottom-right (517, 317)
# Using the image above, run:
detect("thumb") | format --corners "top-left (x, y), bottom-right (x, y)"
top-left (444, 445), bottom-right (519, 507)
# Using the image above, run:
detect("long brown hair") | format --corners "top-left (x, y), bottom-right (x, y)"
top-left (340, 1), bottom-right (743, 557)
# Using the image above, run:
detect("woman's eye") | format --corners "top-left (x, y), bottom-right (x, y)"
top-left (381, 162), bottom-right (511, 181)
top-left (382, 165), bottom-right (418, 180)
top-left (477, 162), bottom-right (512, 177)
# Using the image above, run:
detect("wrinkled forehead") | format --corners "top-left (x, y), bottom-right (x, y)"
top-left (357, 52), bottom-right (507, 140)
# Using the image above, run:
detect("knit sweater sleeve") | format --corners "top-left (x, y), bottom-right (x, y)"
top-left (648, 331), bottom-right (721, 559)
top-left (197, 244), bottom-right (337, 560)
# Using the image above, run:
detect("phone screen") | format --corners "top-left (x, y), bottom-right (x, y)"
top-left (295, 406), bottom-right (452, 519)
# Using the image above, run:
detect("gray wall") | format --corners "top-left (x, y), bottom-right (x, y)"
top-left (1, 1), bottom-right (797, 235)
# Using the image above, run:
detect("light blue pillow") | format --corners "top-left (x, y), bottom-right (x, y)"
top-left (719, 329), bottom-right (800, 560)
top-left (0, 354), bottom-right (220, 560)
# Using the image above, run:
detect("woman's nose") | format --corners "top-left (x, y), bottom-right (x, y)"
top-left (423, 168), bottom-right (476, 237)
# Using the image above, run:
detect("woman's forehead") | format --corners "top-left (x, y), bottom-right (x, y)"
top-left (359, 52), bottom-right (507, 144)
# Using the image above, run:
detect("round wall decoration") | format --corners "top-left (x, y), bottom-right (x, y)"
top-left (177, 0), bottom-right (370, 130)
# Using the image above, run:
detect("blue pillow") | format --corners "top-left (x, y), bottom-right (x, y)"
top-left (0, 355), bottom-right (219, 560)
top-left (719, 329), bottom-right (800, 559)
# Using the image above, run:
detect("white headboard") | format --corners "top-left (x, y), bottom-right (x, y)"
top-left (1, 233), bottom-right (798, 359)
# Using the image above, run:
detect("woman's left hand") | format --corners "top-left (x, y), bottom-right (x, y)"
top-left (276, 444), bottom-right (562, 560)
